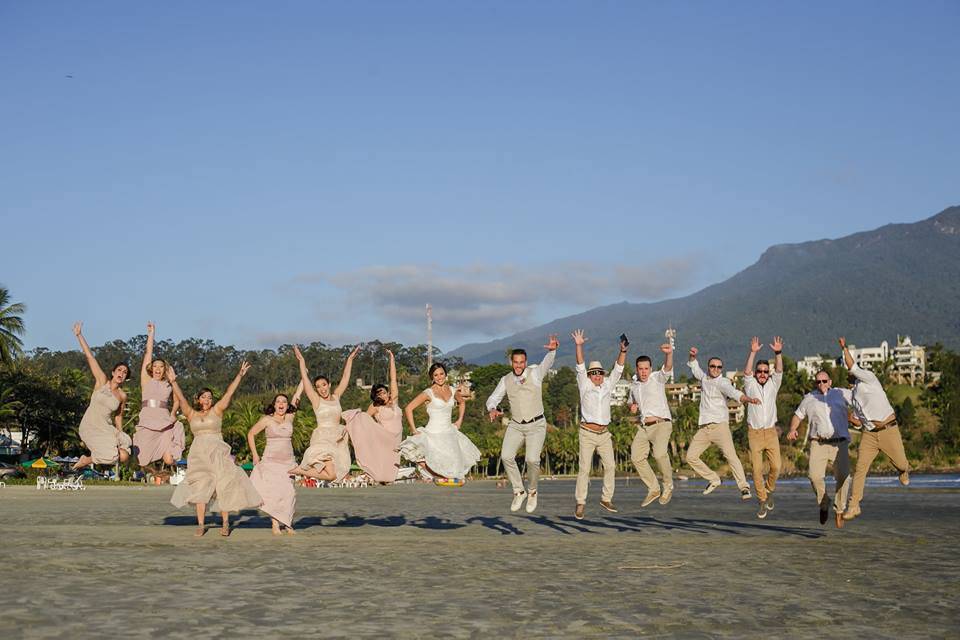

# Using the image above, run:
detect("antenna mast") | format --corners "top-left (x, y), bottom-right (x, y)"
top-left (426, 304), bottom-right (433, 370)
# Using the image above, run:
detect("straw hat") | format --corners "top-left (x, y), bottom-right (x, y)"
top-left (586, 361), bottom-right (605, 374)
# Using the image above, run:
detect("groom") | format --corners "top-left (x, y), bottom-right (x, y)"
top-left (486, 334), bottom-right (559, 513)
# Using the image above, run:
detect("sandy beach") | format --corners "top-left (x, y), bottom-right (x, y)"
top-left (1, 476), bottom-right (957, 638)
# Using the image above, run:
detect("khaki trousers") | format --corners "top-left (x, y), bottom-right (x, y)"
top-left (500, 418), bottom-right (547, 494)
top-left (849, 426), bottom-right (909, 509)
top-left (686, 422), bottom-right (749, 490)
top-left (575, 429), bottom-right (615, 504)
top-left (630, 420), bottom-right (673, 492)
top-left (808, 440), bottom-right (850, 513)
top-left (747, 427), bottom-right (781, 502)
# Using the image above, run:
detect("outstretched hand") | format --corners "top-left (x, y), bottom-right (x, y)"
top-left (544, 334), bottom-right (560, 351)
top-left (147, 321), bottom-right (155, 337)
top-left (166, 365), bottom-right (177, 382)
top-left (770, 336), bottom-right (784, 352)
top-left (660, 343), bottom-right (673, 354)
top-left (73, 322), bottom-right (83, 337)
top-left (385, 348), bottom-right (394, 360)
top-left (348, 345), bottom-right (361, 359)
top-left (688, 346), bottom-right (698, 360)
top-left (750, 336), bottom-right (762, 353)
top-left (293, 344), bottom-right (305, 362)
top-left (238, 361), bottom-right (251, 377)
top-left (571, 329), bottom-right (587, 346)
top-left (838, 336), bottom-right (847, 349)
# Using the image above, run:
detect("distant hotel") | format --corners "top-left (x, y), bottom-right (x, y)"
top-left (796, 335), bottom-right (928, 385)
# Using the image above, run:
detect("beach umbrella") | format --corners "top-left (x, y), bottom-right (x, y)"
top-left (21, 457), bottom-right (61, 469)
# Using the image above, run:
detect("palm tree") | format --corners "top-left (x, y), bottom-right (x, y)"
top-left (0, 286), bottom-right (26, 365)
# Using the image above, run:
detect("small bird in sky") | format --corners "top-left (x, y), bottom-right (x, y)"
top-left (65, 74), bottom-right (73, 79)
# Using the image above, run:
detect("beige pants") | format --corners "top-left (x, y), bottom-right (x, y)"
top-left (808, 440), bottom-right (850, 513)
top-left (747, 427), bottom-right (781, 502)
top-left (575, 429), bottom-right (615, 504)
top-left (500, 418), bottom-right (547, 494)
top-left (849, 426), bottom-right (909, 509)
top-left (630, 420), bottom-right (673, 492)
top-left (686, 422), bottom-right (749, 490)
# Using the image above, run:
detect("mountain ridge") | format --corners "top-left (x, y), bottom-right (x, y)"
top-left (450, 206), bottom-right (960, 367)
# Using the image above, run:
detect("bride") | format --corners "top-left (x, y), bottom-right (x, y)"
top-left (400, 362), bottom-right (481, 482)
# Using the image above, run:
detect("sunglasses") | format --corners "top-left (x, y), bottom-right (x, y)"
top-left (816, 379), bottom-right (830, 384)
top-left (756, 369), bottom-right (770, 374)
top-left (708, 364), bottom-right (723, 369)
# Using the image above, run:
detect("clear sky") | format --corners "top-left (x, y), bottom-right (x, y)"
top-left (2, 1), bottom-right (958, 353)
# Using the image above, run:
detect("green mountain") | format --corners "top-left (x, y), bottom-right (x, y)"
top-left (451, 206), bottom-right (960, 367)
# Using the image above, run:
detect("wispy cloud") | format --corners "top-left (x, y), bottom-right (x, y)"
top-left (283, 258), bottom-right (700, 343)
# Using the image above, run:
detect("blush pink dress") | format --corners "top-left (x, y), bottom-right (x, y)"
top-left (343, 402), bottom-right (403, 483)
top-left (250, 417), bottom-right (296, 528)
top-left (296, 396), bottom-right (352, 482)
top-left (78, 385), bottom-right (133, 464)
top-left (133, 378), bottom-right (185, 466)
top-left (170, 411), bottom-right (262, 513)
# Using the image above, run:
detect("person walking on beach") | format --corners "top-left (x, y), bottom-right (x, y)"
top-left (572, 330), bottom-right (627, 520)
top-left (485, 334), bottom-right (559, 513)
top-left (133, 322), bottom-right (184, 474)
top-left (839, 336), bottom-right (911, 521)
top-left (743, 336), bottom-right (784, 519)
top-left (685, 347), bottom-right (759, 499)
top-left (627, 343), bottom-right (675, 507)
top-left (787, 371), bottom-right (852, 529)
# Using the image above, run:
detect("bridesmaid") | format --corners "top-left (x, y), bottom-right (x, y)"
top-left (71, 322), bottom-right (133, 471)
top-left (343, 348), bottom-right (403, 484)
top-left (248, 383), bottom-right (303, 535)
top-left (133, 322), bottom-right (184, 472)
top-left (168, 362), bottom-right (262, 537)
top-left (288, 344), bottom-right (359, 482)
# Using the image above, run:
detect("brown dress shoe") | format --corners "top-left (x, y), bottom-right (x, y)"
top-left (599, 500), bottom-right (618, 513)
top-left (575, 503), bottom-right (585, 520)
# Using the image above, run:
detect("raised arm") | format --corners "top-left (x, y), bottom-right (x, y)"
top-left (214, 361), bottom-right (250, 415)
top-left (770, 336), bottom-right (784, 374)
top-left (246, 417), bottom-right (269, 465)
top-left (539, 334), bottom-right (559, 376)
top-left (387, 348), bottom-right (399, 404)
top-left (744, 336), bottom-right (761, 377)
top-left (612, 334), bottom-right (628, 372)
top-left (293, 345), bottom-right (321, 408)
top-left (73, 322), bottom-right (107, 387)
top-left (166, 366), bottom-right (194, 421)
top-left (687, 347), bottom-right (704, 381)
top-left (291, 380), bottom-right (304, 410)
top-left (572, 329), bottom-right (586, 365)
top-left (661, 343), bottom-right (674, 373)
top-left (404, 391), bottom-right (429, 436)
top-left (140, 321), bottom-right (156, 384)
top-left (839, 336), bottom-right (855, 371)
top-left (333, 345), bottom-right (360, 399)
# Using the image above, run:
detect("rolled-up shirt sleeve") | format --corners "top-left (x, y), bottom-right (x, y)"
top-left (485, 376), bottom-right (507, 412)
top-left (688, 359), bottom-right (705, 381)
top-left (794, 396), bottom-right (810, 420)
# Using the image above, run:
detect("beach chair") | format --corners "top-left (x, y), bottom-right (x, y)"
top-left (36, 476), bottom-right (47, 490)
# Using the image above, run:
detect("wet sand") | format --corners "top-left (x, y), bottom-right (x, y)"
top-left (1, 478), bottom-right (957, 638)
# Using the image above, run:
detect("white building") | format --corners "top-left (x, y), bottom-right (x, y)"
top-left (797, 355), bottom-right (833, 378)
top-left (891, 335), bottom-right (926, 385)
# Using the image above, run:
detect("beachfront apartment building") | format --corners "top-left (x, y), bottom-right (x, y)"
top-left (795, 335), bottom-right (928, 386)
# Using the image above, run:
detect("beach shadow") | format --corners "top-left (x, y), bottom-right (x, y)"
top-left (672, 517), bottom-right (825, 539)
top-left (162, 509), bottom-right (262, 528)
top-left (465, 515), bottom-right (524, 535)
top-left (521, 515), bottom-right (597, 535)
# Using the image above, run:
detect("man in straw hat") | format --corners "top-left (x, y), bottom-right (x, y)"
top-left (572, 329), bottom-right (628, 520)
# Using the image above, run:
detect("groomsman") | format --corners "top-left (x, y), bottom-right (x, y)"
top-left (628, 343), bottom-right (675, 507)
top-left (572, 329), bottom-right (627, 520)
top-left (486, 334), bottom-right (560, 513)
top-left (788, 371), bottom-right (852, 528)
top-left (743, 336), bottom-right (784, 519)
top-left (686, 347), bottom-right (759, 499)
top-left (839, 337), bottom-right (911, 521)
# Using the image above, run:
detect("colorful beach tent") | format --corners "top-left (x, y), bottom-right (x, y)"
top-left (21, 457), bottom-right (61, 469)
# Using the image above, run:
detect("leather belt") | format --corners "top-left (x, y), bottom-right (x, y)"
top-left (871, 419), bottom-right (898, 432)
top-left (580, 422), bottom-right (609, 434)
top-left (141, 399), bottom-right (169, 409)
top-left (812, 437), bottom-right (847, 445)
top-left (643, 418), bottom-right (670, 426)
top-left (514, 414), bottom-right (545, 425)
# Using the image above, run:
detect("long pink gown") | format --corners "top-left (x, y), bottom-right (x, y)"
top-left (250, 418), bottom-right (296, 528)
top-left (343, 403), bottom-right (403, 483)
top-left (78, 385), bottom-right (132, 464)
top-left (133, 378), bottom-right (185, 466)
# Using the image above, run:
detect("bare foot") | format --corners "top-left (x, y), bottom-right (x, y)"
top-left (285, 528), bottom-right (296, 536)
top-left (272, 525), bottom-right (282, 535)
top-left (220, 525), bottom-right (231, 537)
top-left (194, 527), bottom-right (207, 537)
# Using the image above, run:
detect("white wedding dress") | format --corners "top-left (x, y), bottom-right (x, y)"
top-left (398, 387), bottom-right (481, 479)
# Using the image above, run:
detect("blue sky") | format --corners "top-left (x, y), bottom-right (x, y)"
top-left (2, 1), bottom-right (958, 353)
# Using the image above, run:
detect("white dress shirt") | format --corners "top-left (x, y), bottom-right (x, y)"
top-left (743, 371), bottom-right (782, 429)
top-left (688, 360), bottom-right (744, 425)
top-left (485, 350), bottom-right (556, 412)
top-left (848, 363), bottom-right (896, 430)
top-left (794, 388), bottom-right (852, 441)
top-left (576, 361), bottom-right (624, 425)
top-left (628, 368), bottom-right (672, 423)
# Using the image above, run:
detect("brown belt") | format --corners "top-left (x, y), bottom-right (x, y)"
top-left (812, 437), bottom-right (847, 445)
top-left (643, 418), bottom-right (670, 426)
top-left (871, 419), bottom-right (898, 432)
top-left (580, 422), bottom-right (609, 434)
